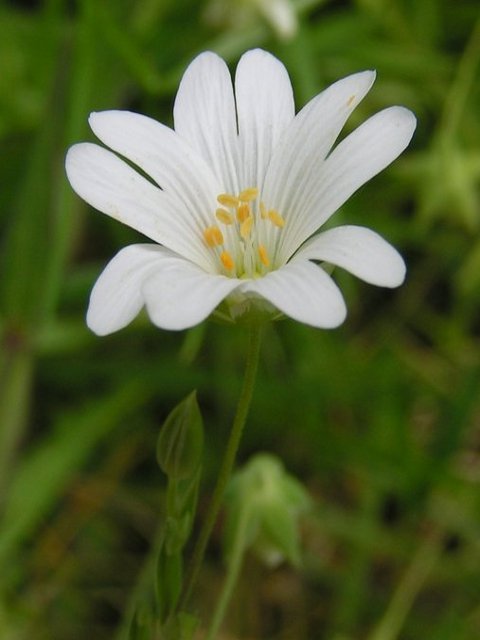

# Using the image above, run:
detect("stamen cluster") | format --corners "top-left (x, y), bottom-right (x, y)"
top-left (203, 187), bottom-right (285, 279)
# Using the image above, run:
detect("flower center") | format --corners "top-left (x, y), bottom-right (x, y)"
top-left (203, 187), bottom-right (286, 279)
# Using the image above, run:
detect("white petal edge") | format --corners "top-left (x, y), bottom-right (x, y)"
top-left (241, 259), bottom-right (346, 328)
top-left (235, 49), bottom-right (295, 189)
top-left (296, 225), bottom-right (406, 287)
top-left (277, 106), bottom-right (417, 264)
top-left (89, 110), bottom-right (221, 224)
top-left (66, 143), bottom-right (214, 272)
top-left (143, 258), bottom-right (241, 331)
top-left (87, 244), bottom-right (174, 336)
top-left (262, 70), bottom-right (376, 254)
top-left (173, 51), bottom-right (240, 193)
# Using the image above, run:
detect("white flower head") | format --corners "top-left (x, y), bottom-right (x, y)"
top-left (66, 49), bottom-right (416, 335)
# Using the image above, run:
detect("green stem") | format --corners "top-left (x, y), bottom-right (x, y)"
top-left (178, 323), bottom-right (262, 610)
top-left (368, 535), bottom-right (440, 640)
top-left (0, 347), bottom-right (33, 504)
top-left (206, 505), bottom-right (250, 640)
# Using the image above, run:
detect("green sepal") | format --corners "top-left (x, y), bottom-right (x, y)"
top-left (160, 612), bottom-right (200, 640)
top-left (127, 603), bottom-right (155, 640)
top-left (157, 391), bottom-right (204, 481)
top-left (254, 499), bottom-right (301, 567)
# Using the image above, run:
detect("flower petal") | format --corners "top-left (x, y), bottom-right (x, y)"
top-left (66, 143), bottom-right (214, 271)
top-left (241, 259), bottom-right (346, 328)
top-left (276, 106), bottom-right (417, 263)
top-left (235, 49), bottom-right (295, 189)
top-left (262, 71), bottom-right (375, 254)
top-left (143, 258), bottom-right (241, 331)
top-left (89, 110), bottom-right (221, 215)
top-left (87, 244), bottom-right (173, 336)
top-left (173, 51), bottom-right (240, 193)
top-left (296, 225), bottom-right (406, 287)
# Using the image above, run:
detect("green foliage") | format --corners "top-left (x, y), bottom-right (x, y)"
top-left (0, 0), bottom-right (479, 639)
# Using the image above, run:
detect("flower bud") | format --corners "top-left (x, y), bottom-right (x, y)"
top-left (157, 391), bottom-right (204, 480)
top-left (204, 0), bottom-right (298, 41)
top-left (224, 454), bottom-right (311, 567)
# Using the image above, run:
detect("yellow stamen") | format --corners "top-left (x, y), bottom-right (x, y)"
top-left (268, 209), bottom-right (285, 228)
top-left (238, 187), bottom-right (259, 202)
top-left (237, 203), bottom-right (250, 223)
top-left (258, 244), bottom-right (270, 267)
top-left (216, 208), bottom-right (234, 225)
top-left (240, 216), bottom-right (253, 239)
top-left (220, 251), bottom-right (234, 271)
top-left (209, 189), bottom-right (285, 275)
top-left (204, 225), bottom-right (224, 247)
top-left (217, 193), bottom-right (239, 208)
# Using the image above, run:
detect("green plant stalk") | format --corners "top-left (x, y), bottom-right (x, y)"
top-left (439, 17), bottom-right (480, 142)
top-left (206, 505), bottom-right (251, 640)
top-left (178, 323), bottom-right (262, 611)
top-left (368, 535), bottom-right (440, 640)
top-left (0, 349), bottom-right (33, 504)
top-left (41, 0), bottom-right (98, 324)
top-left (0, 0), bottom-right (96, 506)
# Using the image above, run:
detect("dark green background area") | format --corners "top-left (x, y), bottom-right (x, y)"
top-left (1, 0), bottom-right (479, 638)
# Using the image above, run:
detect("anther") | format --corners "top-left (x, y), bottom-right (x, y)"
top-left (237, 203), bottom-right (250, 223)
top-left (258, 244), bottom-right (270, 267)
top-left (216, 208), bottom-right (234, 225)
top-left (260, 201), bottom-right (268, 219)
top-left (268, 209), bottom-right (285, 228)
top-left (238, 187), bottom-right (259, 202)
top-left (217, 193), bottom-right (239, 208)
top-left (204, 226), bottom-right (224, 247)
top-left (240, 216), bottom-right (253, 239)
top-left (220, 251), bottom-right (235, 271)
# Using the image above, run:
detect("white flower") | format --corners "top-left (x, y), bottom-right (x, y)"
top-left (66, 49), bottom-right (416, 335)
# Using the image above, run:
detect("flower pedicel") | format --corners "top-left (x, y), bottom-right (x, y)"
top-left (66, 49), bottom-right (416, 334)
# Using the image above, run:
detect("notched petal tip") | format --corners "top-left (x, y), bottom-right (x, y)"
top-left (64, 144), bottom-right (77, 172)
top-left (65, 142), bottom-right (95, 190)
top-left (383, 251), bottom-right (407, 288)
top-left (177, 50), bottom-right (231, 88)
top-left (386, 105), bottom-right (417, 140)
top-left (356, 68), bottom-right (377, 86)
top-left (86, 310), bottom-right (113, 337)
top-left (188, 49), bottom-right (224, 65)
top-left (237, 48), bottom-right (289, 76)
top-left (296, 226), bottom-right (407, 290)
top-left (88, 109), bottom-right (116, 127)
top-left (85, 244), bottom-right (166, 336)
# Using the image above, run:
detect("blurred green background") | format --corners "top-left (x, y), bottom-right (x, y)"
top-left (1, 0), bottom-right (480, 638)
